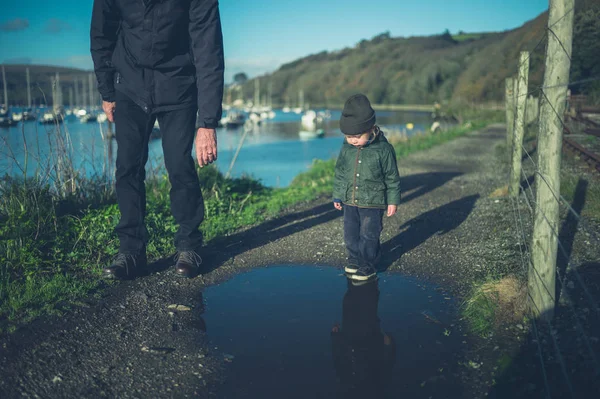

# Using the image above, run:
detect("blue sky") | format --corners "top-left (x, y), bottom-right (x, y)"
top-left (1, 0), bottom-right (549, 83)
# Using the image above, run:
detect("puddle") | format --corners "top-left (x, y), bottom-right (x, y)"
top-left (201, 266), bottom-right (467, 398)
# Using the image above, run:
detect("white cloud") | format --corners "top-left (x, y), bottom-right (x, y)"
top-left (0, 18), bottom-right (29, 32)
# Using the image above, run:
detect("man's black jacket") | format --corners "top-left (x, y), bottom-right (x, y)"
top-left (90, 0), bottom-right (224, 128)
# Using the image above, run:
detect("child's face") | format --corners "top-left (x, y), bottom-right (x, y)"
top-left (346, 131), bottom-right (371, 147)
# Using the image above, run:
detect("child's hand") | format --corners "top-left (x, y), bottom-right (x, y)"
top-left (387, 205), bottom-right (397, 217)
top-left (334, 202), bottom-right (343, 211)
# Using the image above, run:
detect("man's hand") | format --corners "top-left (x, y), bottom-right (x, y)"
top-left (102, 101), bottom-right (116, 123)
top-left (334, 202), bottom-right (342, 211)
top-left (387, 204), bottom-right (397, 217)
top-left (195, 128), bottom-right (217, 167)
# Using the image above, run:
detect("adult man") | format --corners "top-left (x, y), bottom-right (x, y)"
top-left (90, 0), bottom-right (224, 279)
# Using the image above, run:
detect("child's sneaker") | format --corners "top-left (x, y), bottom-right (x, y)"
top-left (350, 266), bottom-right (377, 281)
top-left (350, 275), bottom-right (378, 286)
top-left (344, 259), bottom-right (360, 274)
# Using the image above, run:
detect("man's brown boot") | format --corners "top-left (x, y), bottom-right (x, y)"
top-left (174, 249), bottom-right (202, 278)
top-left (103, 252), bottom-right (146, 280)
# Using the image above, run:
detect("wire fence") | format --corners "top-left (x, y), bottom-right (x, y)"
top-left (505, 6), bottom-right (600, 396)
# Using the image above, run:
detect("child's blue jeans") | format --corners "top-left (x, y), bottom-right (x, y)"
top-left (343, 206), bottom-right (384, 268)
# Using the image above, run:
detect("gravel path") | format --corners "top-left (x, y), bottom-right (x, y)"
top-left (1, 124), bottom-right (561, 398)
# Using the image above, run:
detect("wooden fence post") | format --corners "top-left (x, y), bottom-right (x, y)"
top-left (505, 77), bottom-right (515, 152)
top-left (509, 52), bottom-right (530, 197)
top-left (529, 0), bottom-right (574, 321)
top-left (504, 78), bottom-right (515, 155)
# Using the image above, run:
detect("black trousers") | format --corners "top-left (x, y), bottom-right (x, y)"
top-left (343, 206), bottom-right (384, 268)
top-left (113, 90), bottom-right (204, 254)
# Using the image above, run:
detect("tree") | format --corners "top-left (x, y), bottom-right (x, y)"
top-left (233, 72), bottom-right (248, 85)
top-left (570, 7), bottom-right (600, 101)
top-left (371, 31), bottom-right (391, 44)
top-left (440, 29), bottom-right (455, 42)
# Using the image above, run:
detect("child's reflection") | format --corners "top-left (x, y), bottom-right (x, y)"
top-left (331, 276), bottom-right (396, 398)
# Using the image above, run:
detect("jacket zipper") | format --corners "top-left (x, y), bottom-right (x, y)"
top-left (351, 148), bottom-right (360, 204)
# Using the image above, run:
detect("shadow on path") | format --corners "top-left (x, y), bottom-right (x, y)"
top-left (147, 172), bottom-right (464, 276)
top-left (489, 261), bottom-right (600, 399)
top-left (148, 203), bottom-right (342, 275)
top-left (490, 180), bottom-right (599, 399)
top-left (379, 194), bottom-right (480, 272)
top-left (556, 178), bottom-right (588, 303)
top-left (400, 172), bottom-right (462, 204)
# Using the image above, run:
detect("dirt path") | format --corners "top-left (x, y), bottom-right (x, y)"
top-left (0, 125), bottom-right (517, 398)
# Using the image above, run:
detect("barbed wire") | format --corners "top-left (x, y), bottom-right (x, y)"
top-left (513, 87), bottom-right (599, 331)
top-left (503, 3), bottom-right (600, 391)
top-left (539, 87), bottom-right (572, 138)
top-left (517, 32), bottom-right (548, 71)
top-left (510, 162), bottom-right (582, 392)
top-left (547, 6), bottom-right (575, 31)
top-left (519, 165), bottom-right (595, 307)
top-left (520, 143), bottom-right (583, 224)
top-left (518, 160), bottom-right (600, 373)
top-left (547, 27), bottom-right (572, 62)
top-left (515, 5), bottom-right (575, 72)
top-left (513, 76), bottom-right (600, 101)
top-left (512, 184), bottom-right (600, 393)
top-left (516, 167), bottom-right (600, 376)
top-left (509, 195), bottom-right (552, 398)
top-left (511, 190), bottom-right (580, 397)
top-left (518, 163), bottom-right (600, 318)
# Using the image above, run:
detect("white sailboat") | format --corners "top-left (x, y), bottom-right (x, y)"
top-left (39, 72), bottom-right (64, 124)
top-left (293, 89), bottom-right (304, 114)
top-left (0, 65), bottom-right (18, 127)
top-left (219, 109), bottom-right (246, 128)
top-left (282, 95), bottom-right (291, 113)
top-left (22, 67), bottom-right (36, 121)
top-left (298, 129), bottom-right (325, 140)
top-left (301, 109), bottom-right (318, 130)
top-left (11, 112), bottom-right (23, 122)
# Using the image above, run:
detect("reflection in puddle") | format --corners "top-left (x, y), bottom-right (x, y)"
top-left (201, 266), bottom-right (466, 398)
top-left (331, 276), bottom-right (395, 397)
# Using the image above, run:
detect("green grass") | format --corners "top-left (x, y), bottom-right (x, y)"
top-left (1, 273), bottom-right (98, 328)
top-left (461, 275), bottom-right (526, 337)
top-left (0, 118), bottom-right (497, 332)
top-left (461, 280), bottom-right (500, 337)
top-left (391, 120), bottom-right (490, 156)
top-left (451, 33), bottom-right (489, 42)
top-left (0, 162), bottom-right (337, 330)
top-left (504, 121), bottom-right (600, 222)
top-left (560, 171), bottom-right (600, 222)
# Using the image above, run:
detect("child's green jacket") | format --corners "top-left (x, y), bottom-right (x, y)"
top-left (333, 132), bottom-right (401, 209)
